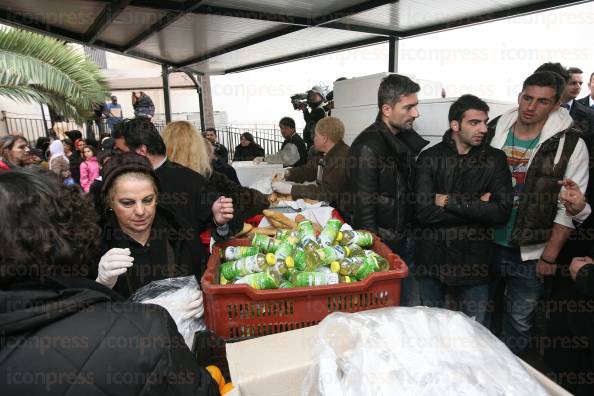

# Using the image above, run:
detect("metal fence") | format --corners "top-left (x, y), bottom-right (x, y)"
top-left (2, 114), bottom-right (287, 160)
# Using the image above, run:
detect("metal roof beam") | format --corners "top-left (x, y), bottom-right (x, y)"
top-left (225, 36), bottom-right (388, 74)
top-left (179, 1), bottom-right (396, 67)
top-left (0, 8), bottom-right (183, 68)
top-left (399, 0), bottom-right (589, 38)
top-left (178, 25), bottom-right (303, 67)
top-left (191, 4), bottom-right (398, 36)
top-left (123, 0), bottom-right (205, 52)
top-left (84, 0), bottom-right (131, 44)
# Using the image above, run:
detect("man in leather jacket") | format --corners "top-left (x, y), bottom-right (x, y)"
top-left (415, 95), bottom-right (512, 325)
top-left (345, 74), bottom-right (429, 306)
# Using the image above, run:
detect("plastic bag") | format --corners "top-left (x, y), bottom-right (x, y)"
top-left (302, 307), bottom-right (548, 396)
top-left (131, 275), bottom-right (206, 349)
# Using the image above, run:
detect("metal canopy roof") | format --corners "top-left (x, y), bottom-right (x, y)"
top-left (0, 0), bottom-right (589, 75)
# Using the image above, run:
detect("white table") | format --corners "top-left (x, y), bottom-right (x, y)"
top-left (231, 161), bottom-right (284, 187)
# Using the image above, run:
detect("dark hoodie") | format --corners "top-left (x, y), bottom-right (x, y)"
top-left (0, 276), bottom-right (218, 396)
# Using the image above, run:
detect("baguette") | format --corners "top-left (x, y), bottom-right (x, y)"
top-left (263, 209), bottom-right (298, 230)
top-left (234, 223), bottom-right (253, 238)
top-left (249, 225), bottom-right (277, 236)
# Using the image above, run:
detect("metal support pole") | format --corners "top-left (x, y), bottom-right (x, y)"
top-left (197, 76), bottom-right (205, 132)
top-left (388, 36), bottom-right (399, 73)
top-left (162, 64), bottom-right (172, 123)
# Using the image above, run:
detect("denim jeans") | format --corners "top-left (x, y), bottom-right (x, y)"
top-left (418, 277), bottom-right (489, 325)
top-left (489, 244), bottom-right (543, 354)
top-left (397, 236), bottom-right (421, 307)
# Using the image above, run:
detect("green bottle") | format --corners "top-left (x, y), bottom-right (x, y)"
top-left (235, 271), bottom-right (280, 289)
top-left (279, 280), bottom-right (294, 288)
top-left (297, 220), bottom-right (319, 250)
top-left (290, 271), bottom-right (339, 287)
top-left (345, 244), bottom-right (365, 257)
top-left (339, 275), bottom-right (353, 284)
top-left (275, 236), bottom-right (298, 260)
top-left (337, 230), bottom-right (374, 247)
top-left (220, 253), bottom-right (267, 280)
top-left (318, 219), bottom-right (342, 247)
top-left (336, 256), bottom-right (379, 280)
top-left (314, 245), bottom-right (350, 265)
top-left (265, 253), bottom-right (295, 279)
top-left (365, 251), bottom-right (390, 272)
top-left (224, 245), bottom-right (260, 260)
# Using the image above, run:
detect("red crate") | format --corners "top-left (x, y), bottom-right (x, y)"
top-left (201, 236), bottom-right (408, 339)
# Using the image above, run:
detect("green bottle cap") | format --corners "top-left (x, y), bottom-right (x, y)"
top-left (265, 253), bottom-right (276, 265)
top-left (330, 261), bottom-right (340, 273)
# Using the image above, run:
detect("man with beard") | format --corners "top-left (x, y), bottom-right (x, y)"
top-left (346, 74), bottom-right (429, 306)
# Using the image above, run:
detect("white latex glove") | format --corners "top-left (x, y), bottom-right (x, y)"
top-left (183, 291), bottom-right (204, 320)
top-left (272, 181), bottom-right (292, 195)
top-left (96, 248), bottom-right (134, 289)
top-left (253, 156), bottom-right (264, 164)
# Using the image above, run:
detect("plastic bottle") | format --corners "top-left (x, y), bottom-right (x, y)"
top-left (279, 280), bottom-right (294, 288)
top-left (339, 275), bottom-right (353, 284)
top-left (266, 253), bottom-right (295, 279)
top-left (365, 251), bottom-right (390, 272)
top-left (314, 245), bottom-right (350, 265)
top-left (290, 271), bottom-right (339, 287)
top-left (345, 244), bottom-right (364, 257)
top-left (224, 245), bottom-right (260, 260)
top-left (337, 256), bottom-right (378, 280)
top-left (297, 220), bottom-right (319, 250)
top-left (337, 230), bottom-right (374, 247)
top-left (234, 271), bottom-right (280, 289)
top-left (318, 219), bottom-right (342, 246)
top-left (274, 235), bottom-right (298, 260)
top-left (220, 253), bottom-right (267, 280)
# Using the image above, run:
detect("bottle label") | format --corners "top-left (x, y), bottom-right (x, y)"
top-left (351, 231), bottom-right (373, 247)
top-left (251, 234), bottom-right (271, 251)
top-left (236, 272), bottom-right (277, 289)
top-left (225, 246), bottom-right (259, 260)
top-left (319, 219), bottom-right (342, 246)
top-left (276, 239), bottom-right (296, 259)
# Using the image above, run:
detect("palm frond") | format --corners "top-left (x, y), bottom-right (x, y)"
top-left (0, 28), bottom-right (109, 122)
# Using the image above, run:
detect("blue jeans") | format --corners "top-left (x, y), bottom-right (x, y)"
top-left (418, 277), bottom-right (489, 325)
top-left (397, 236), bottom-right (421, 307)
top-left (489, 244), bottom-right (543, 354)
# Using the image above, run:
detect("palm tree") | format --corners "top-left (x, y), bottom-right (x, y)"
top-left (0, 28), bottom-right (109, 123)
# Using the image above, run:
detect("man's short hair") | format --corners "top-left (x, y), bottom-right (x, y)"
top-left (315, 117), bottom-right (345, 143)
top-left (522, 71), bottom-right (565, 102)
top-left (279, 117), bottom-right (295, 130)
top-left (534, 62), bottom-right (570, 83)
top-left (112, 118), bottom-right (166, 156)
top-left (567, 67), bottom-right (583, 75)
top-left (205, 127), bottom-right (217, 135)
top-left (377, 74), bottom-right (420, 109)
top-left (448, 95), bottom-right (490, 123)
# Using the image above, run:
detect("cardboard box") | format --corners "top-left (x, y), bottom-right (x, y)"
top-left (226, 325), bottom-right (571, 396)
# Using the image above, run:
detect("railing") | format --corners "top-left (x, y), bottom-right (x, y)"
top-left (2, 114), bottom-right (290, 160)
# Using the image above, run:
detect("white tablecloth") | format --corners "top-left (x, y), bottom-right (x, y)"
top-left (231, 161), bottom-right (284, 187)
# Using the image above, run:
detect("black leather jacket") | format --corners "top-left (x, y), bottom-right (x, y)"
top-left (345, 116), bottom-right (429, 251)
top-left (415, 130), bottom-right (513, 285)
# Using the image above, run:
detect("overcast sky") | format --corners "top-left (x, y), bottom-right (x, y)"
top-left (210, 1), bottom-right (594, 129)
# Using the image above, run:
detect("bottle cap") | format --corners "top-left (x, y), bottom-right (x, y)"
top-left (344, 246), bottom-right (350, 256)
top-left (285, 256), bottom-right (295, 268)
top-left (330, 261), bottom-right (340, 273)
top-left (265, 253), bottom-right (276, 265)
top-left (342, 276), bottom-right (352, 283)
top-left (336, 231), bottom-right (343, 242)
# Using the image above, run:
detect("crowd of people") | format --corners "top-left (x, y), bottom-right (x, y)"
top-left (1, 63), bottom-right (594, 394)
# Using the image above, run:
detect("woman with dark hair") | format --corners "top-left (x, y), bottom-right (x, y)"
top-left (97, 152), bottom-right (207, 305)
top-left (0, 135), bottom-right (30, 171)
top-left (233, 132), bottom-right (265, 161)
top-left (132, 91), bottom-right (155, 118)
top-left (0, 169), bottom-right (218, 396)
top-left (79, 144), bottom-right (99, 192)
